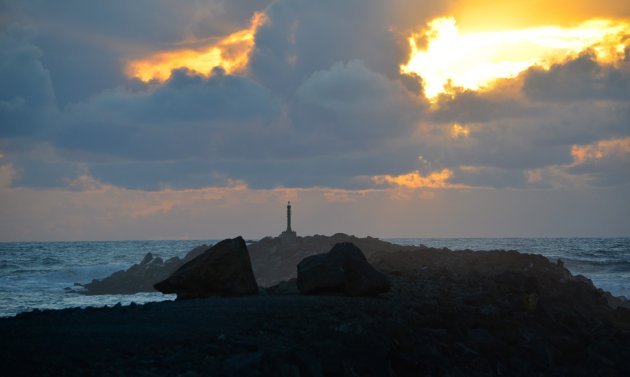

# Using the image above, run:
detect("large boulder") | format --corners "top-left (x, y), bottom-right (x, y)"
top-left (154, 237), bottom-right (258, 299)
top-left (297, 242), bottom-right (390, 296)
top-left (249, 233), bottom-right (415, 287)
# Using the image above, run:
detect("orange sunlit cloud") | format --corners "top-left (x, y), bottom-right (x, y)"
top-left (571, 137), bottom-right (630, 164)
top-left (373, 169), bottom-right (454, 189)
top-left (126, 12), bottom-right (267, 82)
top-left (402, 17), bottom-right (630, 100)
top-left (523, 137), bottom-right (630, 187)
top-left (450, 123), bottom-right (470, 138)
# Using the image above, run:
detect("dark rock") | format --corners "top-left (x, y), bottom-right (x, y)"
top-left (154, 237), bottom-right (258, 299)
top-left (223, 351), bottom-right (263, 374)
top-left (5, 239), bottom-right (630, 377)
top-left (266, 278), bottom-right (299, 295)
top-left (249, 233), bottom-right (417, 287)
top-left (140, 252), bottom-right (153, 265)
top-left (335, 322), bottom-right (363, 335)
top-left (275, 364), bottom-right (300, 377)
top-left (297, 242), bottom-right (390, 296)
top-left (77, 244), bottom-right (211, 295)
top-left (521, 293), bottom-right (539, 312)
top-left (80, 233), bottom-right (413, 295)
top-left (79, 253), bottom-right (177, 295)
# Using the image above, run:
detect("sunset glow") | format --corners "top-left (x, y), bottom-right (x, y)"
top-left (402, 17), bottom-right (630, 100)
top-left (126, 12), bottom-right (266, 82)
top-left (373, 169), bottom-right (454, 189)
top-left (3, 1), bottom-right (630, 242)
top-left (450, 123), bottom-right (470, 138)
top-left (571, 137), bottom-right (630, 164)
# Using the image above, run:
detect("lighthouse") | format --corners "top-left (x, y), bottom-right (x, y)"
top-left (287, 201), bottom-right (293, 232)
top-left (280, 201), bottom-right (297, 241)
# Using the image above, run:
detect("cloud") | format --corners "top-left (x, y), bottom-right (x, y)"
top-left (571, 137), bottom-right (630, 164)
top-left (2, 1), bottom-right (630, 240)
top-left (451, 165), bottom-right (530, 189)
top-left (519, 137), bottom-right (630, 189)
top-left (125, 12), bottom-right (268, 83)
top-left (0, 163), bottom-right (15, 188)
top-left (372, 169), bottom-right (455, 189)
top-left (0, 24), bottom-right (57, 136)
top-left (1, 0), bottom-right (629, 197)
top-left (430, 82), bottom-right (537, 124)
top-left (249, 0), bottom-right (446, 96)
top-left (414, 51), bottom-right (630, 188)
top-left (84, 68), bottom-right (281, 124)
top-left (2, 1), bottom-right (440, 192)
top-left (566, 137), bottom-right (630, 186)
top-left (296, 60), bottom-right (424, 139)
top-left (55, 68), bottom-right (284, 161)
top-left (524, 53), bottom-right (630, 102)
top-left (2, 176), bottom-right (628, 240)
top-left (2, 0), bottom-right (273, 103)
top-left (449, 124), bottom-right (470, 138)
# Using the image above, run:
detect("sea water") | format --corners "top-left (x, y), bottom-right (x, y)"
top-left (0, 240), bottom-right (217, 318)
top-left (0, 238), bottom-right (628, 317)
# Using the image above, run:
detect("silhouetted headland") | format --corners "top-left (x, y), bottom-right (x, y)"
top-left (76, 233), bottom-right (414, 294)
top-left (2, 231), bottom-right (630, 376)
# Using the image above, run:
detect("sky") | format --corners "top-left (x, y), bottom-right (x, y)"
top-left (0, 0), bottom-right (629, 241)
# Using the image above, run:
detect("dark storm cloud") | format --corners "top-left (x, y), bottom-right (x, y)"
top-left (3, 0), bottom-right (273, 42)
top-left (524, 53), bottom-right (630, 102)
top-left (568, 158), bottom-right (630, 187)
top-left (10, 157), bottom-right (83, 188)
top-left (55, 68), bottom-right (284, 161)
top-left (449, 166), bottom-right (529, 189)
top-left (71, 68), bottom-right (281, 125)
top-left (81, 130), bottom-right (425, 191)
top-left (296, 60), bottom-right (423, 140)
top-left (250, 0), bottom-right (399, 96)
top-left (0, 24), bottom-right (57, 136)
top-left (431, 88), bottom-right (539, 124)
top-left (416, 101), bottom-right (629, 183)
top-left (47, 59), bottom-right (423, 190)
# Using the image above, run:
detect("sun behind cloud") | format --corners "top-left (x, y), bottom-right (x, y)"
top-left (402, 17), bottom-right (630, 100)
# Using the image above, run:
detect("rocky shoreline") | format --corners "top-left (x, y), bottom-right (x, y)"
top-left (2, 235), bottom-right (630, 376)
top-left (74, 234), bottom-right (420, 295)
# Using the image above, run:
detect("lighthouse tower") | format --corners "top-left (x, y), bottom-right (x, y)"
top-left (286, 201), bottom-right (293, 232)
top-left (280, 201), bottom-right (297, 241)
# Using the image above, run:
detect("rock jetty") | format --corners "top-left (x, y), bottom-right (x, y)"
top-left (75, 234), bottom-right (412, 294)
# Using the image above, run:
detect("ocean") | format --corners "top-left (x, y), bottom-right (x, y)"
top-left (0, 238), bottom-right (628, 318)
